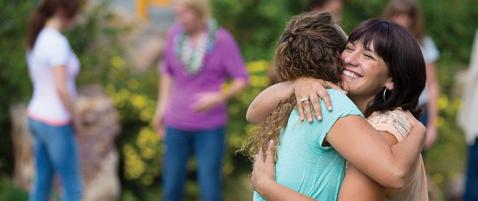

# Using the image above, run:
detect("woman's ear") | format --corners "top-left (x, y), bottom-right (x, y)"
top-left (385, 78), bottom-right (394, 90)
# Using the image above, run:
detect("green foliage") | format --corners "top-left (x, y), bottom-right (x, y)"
top-left (0, 0), bottom-right (36, 175)
top-left (211, 0), bottom-right (310, 60)
top-left (0, 177), bottom-right (28, 201)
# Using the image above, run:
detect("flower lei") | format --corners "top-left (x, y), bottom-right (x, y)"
top-left (176, 19), bottom-right (217, 75)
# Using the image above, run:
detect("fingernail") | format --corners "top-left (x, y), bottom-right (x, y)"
top-left (318, 116), bottom-right (323, 121)
top-left (328, 106), bottom-right (333, 111)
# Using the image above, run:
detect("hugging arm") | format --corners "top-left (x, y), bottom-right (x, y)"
top-left (247, 78), bottom-right (341, 124)
top-left (326, 114), bottom-right (425, 189)
top-left (338, 131), bottom-right (399, 201)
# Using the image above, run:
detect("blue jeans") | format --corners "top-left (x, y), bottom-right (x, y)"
top-left (163, 126), bottom-right (225, 201)
top-left (28, 118), bottom-right (83, 201)
top-left (464, 137), bottom-right (478, 201)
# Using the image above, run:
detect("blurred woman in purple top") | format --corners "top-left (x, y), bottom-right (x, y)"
top-left (152, 0), bottom-right (248, 200)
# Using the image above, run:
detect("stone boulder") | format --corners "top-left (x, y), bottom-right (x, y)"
top-left (10, 85), bottom-right (121, 201)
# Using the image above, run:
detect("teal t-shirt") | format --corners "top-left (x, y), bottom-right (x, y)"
top-left (253, 89), bottom-right (363, 201)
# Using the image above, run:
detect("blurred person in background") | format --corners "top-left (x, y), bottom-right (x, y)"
top-left (458, 29), bottom-right (478, 201)
top-left (305, 0), bottom-right (344, 22)
top-left (26, 0), bottom-right (83, 201)
top-left (152, 0), bottom-right (249, 200)
top-left (384, 0), bottom-right (440, 150)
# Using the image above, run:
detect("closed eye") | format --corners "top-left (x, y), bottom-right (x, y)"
top-left (363, 53), bottom-right (376, 60)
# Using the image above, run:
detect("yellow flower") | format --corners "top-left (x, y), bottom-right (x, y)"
top-left (131, 95), bottom-right (147, 110)
top-left (437, 96), bottom-right (449, 110)
top-left (250, 75), bottom-right (270, 88)
top-left (123, 144), bottom-right (146, 180)
top-left (140, 109), bottom-right (154, 122)
top-left (111, 56), bottom-right (124, 68)
top-left (247, 60), bottom-right (270, 73)
top-left (136, 127), bottom-right (160, 159)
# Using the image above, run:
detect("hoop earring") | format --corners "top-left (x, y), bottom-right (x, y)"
top-left (382, 88), bottom-right (388, 102)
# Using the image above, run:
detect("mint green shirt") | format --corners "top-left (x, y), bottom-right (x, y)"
top-left (253, 89), bottom-right (363, 201)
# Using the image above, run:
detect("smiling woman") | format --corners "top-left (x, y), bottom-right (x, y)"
top-left (246, 18), bottom-right (428, 201)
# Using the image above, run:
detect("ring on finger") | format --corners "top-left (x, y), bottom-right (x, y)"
top-left (300, 97), bottom-right (309, 103)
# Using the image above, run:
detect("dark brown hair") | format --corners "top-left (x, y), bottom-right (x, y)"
top-left (27, 0), bottom-right (80, 49)
top-left (244, 12), bottom-right (347, 160)
top-left (383, 0), bottom-right (425, 41)
top-left (348, 19), bottom-right (426, 118)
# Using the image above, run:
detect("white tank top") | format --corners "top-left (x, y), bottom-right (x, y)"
top-left (27, 27), bottom-right (80, 125)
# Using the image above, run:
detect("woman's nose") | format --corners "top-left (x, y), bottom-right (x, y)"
top-left (343, 51), bottom-right (359, 66)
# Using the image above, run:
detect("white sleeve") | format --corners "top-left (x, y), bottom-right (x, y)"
top-left (422, 36), bottom-right (440, 64)
top-left (47, 36), bottom-right (70, 67)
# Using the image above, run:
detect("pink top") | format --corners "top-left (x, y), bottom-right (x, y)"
top-left (161, 24), bottom-right (248, 130)
top-left (368, 109), bottom-right (429, 201)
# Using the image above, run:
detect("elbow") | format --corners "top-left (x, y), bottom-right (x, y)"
top-left (56, 87), bottom-right (69, 98)
top-left (382, 168), bottom-right (407, 189)
top-left (246, 105), bottom-right (260, 124)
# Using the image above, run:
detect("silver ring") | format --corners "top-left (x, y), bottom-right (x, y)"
top-left (300, 97), bottom-right (309, 103)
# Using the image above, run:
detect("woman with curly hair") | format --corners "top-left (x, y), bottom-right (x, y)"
top-left (245, 12), bottom-right (428, 201)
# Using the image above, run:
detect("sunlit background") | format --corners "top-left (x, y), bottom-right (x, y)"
top-left (1, 0), bottom-right (477, 200)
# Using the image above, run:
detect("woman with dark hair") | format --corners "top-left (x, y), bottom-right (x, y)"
top-left (384, 0), bottom-right (440, 149)
top-left (26, 0), bottom-right (83, 201)
top-left (247, 16), bottom-right (428, 200)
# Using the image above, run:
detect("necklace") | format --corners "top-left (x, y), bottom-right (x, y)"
top-left (176, 20), bottom-right (217, 75)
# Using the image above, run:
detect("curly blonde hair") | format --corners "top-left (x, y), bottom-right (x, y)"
top-left (243, 12), bottom-right (347, 161)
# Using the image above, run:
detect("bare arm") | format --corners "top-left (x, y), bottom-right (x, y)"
top-left (153, 73), bottom-right (173, 136)
top-left (327, 114), bottom-right (425, 189)
top-left (247, 78), bottom-right (341, 124)
top-left (52, 66), bottom-right (79, 131)
top-left (252, 130), bottom-right (414, 201)
top-left (246, 81), bottom-right (294, 124)
top-left (338, 132), bottom-right (398, 201)
top-left (425, 63), bottom-right (440, 148)
top-left (223, 78), bottom-right (248, 99)
top-left (193, 78), bottom-right (247, 112)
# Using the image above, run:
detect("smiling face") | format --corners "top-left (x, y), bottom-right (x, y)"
top-left (340, 41), bottom-right (393, 100)
top-left (340, 19), bottom-right (426, 117)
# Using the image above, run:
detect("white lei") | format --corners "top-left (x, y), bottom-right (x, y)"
top-left (176, 20), bottom-right (217, 75)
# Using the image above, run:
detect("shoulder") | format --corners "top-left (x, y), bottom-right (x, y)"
top-left (34, 29), bottom-right (70, 58)
top-left (422, 36), bottom-right (436, 46)
top-left (421, 36), bottom-right (439, 54)
top-left (216, 28), bottom-right (236, 43)
top-left (165, 24), bottom-right (182, 40)
top-left (327, 89), bottom-right (358, 111)
top-left (38, 29), bottom-right (68, 47)
top-left (315, 89), bottom-right (362, 125)
top-left (367, 109), bottom-right (411, 142)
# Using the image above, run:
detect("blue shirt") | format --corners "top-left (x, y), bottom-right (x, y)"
top-left (254, 89), bottom-right (363, 201)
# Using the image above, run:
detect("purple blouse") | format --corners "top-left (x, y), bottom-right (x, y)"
top-left (161, 24), bottom-right (249, 130)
